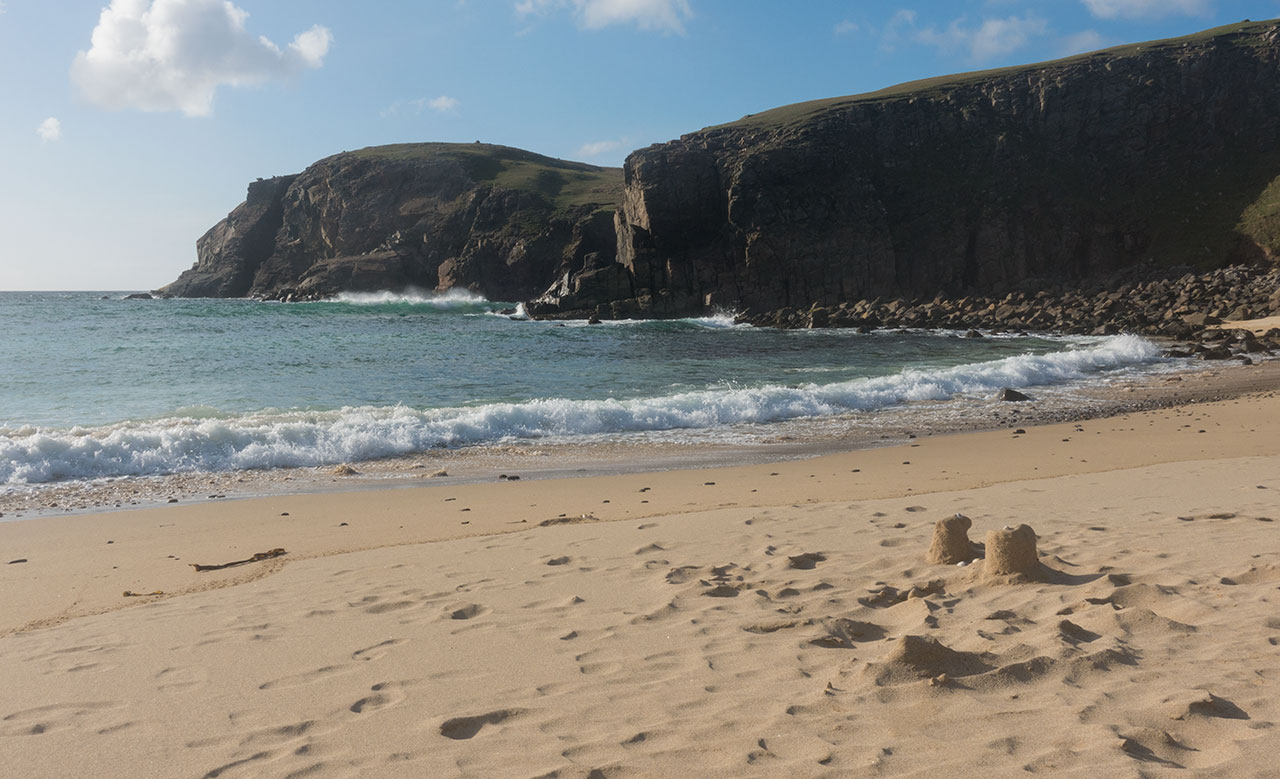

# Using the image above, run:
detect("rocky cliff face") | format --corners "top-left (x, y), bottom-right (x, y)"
top-left (530, 20), bottom-right (1280, 320)
top-left (159, 144), bottom-right (621, 301)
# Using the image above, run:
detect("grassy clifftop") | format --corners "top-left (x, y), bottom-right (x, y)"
top-left (347, 142), bottom-right (623, 212)
top-left (716, 19), bottom-right (1278, 133)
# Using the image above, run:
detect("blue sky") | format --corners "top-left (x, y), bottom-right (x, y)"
top-left (1, 0), bottom-right (1277, 290)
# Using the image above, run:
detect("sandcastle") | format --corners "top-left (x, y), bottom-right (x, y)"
top-left (926, 513), bottom-right (976, 565)
top-left (926, 516), bottom-right (1042, 582)
top-left (982, 524), bottom-right (1041, 583)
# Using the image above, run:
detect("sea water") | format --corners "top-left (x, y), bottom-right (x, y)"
top-left (0, 290), bottom-right (1167, 486)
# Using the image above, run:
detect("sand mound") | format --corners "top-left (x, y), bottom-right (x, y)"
top-left (866, 635), bottom-right (993, 686)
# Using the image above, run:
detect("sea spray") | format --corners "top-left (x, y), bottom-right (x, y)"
top-left (330, 288), bottom-right (492, 307)
top-left (0, 335), bottom-right (1162, 485)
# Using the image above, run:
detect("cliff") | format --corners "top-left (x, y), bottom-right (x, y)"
top-left (530, 20), bottom-right (1280, 320)
top-left (159, 144), bottom-right (622, 301)
top-left (164, 22), bottom-right (1280, 316)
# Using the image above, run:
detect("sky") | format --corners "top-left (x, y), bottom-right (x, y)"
top-left (1, 0), bottom-right (1277, 290)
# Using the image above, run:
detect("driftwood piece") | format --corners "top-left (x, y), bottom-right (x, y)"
top-left (123, 590), bottom-right (164, 597)
top-left (190, 548), bottom-right (287, 572)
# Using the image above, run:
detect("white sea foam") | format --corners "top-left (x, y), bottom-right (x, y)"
top-left (558, 312), bottom-right (747, 329)
top-left (0, 335), bottom-right (1163, 485)
top-left (684, 311), bottom-right (745, 329)
top-left (331, 288), bottom-right (490, 306)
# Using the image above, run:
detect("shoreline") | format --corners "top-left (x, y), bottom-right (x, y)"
top-left (2, 355), bottom-right (1276, 523)
top-left (1, 355), bottom-right (1278, 775)
top-left (2, 357), bottom-right (1278, 637)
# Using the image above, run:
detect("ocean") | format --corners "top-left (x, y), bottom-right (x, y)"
top-left (0, 290), bottom-right (1171, 488)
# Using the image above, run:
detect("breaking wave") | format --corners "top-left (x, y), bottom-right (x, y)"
top-left (0, 335), bottom-right (1162, 485)
top-left (330, 288), bottom-right (491, 307)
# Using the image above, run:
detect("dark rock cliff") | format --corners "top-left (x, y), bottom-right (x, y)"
top-left (530, 20), bottom-right (1280, 320)
top-left (159, 144), bottom-right (622, 301)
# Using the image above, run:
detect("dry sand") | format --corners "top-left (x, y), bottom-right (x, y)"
top-left (2, 377), bottom-right (1280, 776)
top-left (1213, 315), bottom-right (1280, 336)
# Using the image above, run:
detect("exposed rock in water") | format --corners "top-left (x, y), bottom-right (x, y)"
top-left (159, 144), bottom-right (622, 302)
top-left (999, 388), bottom-right (1033, 402)
top-left (531, 20), bottom-right (1280, 320)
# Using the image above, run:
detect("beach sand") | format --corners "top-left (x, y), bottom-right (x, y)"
top-left (2, 370), bottom-right (1280, 776)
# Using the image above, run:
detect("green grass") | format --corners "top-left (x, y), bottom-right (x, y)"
top-left (345, 142), bottom-right (623, 210)
top-left (1238, 169), bottom-right (1280, 260)
top-left (714, 19), bottom-right (1278, 132)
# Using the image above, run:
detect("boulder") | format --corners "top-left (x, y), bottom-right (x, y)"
top-left (998, 388), bottom-right (1033, 402)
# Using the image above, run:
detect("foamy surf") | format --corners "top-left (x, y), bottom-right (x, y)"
top-left (329, 288), bottom-right (492, 307)
top-left (0, 335), bottom-right (1163, 485)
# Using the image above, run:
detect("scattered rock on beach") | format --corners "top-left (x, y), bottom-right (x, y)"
top-left (998, 388), bottom-right (1033, 402)
top-left (927, 514), bottom-right (976, 565)
top-left (332, 464), bottom-right (360, 476)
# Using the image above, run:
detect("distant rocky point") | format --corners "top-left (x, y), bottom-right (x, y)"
top-left (161, 20), bottom-right (1280, 329)
top-left (158, 144), bottom-right (621, 302)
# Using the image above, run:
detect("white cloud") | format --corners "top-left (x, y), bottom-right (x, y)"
top-left (576, 139), bottom-right (622, 157)
top-left (37, 117), bottom-right (62, 143)
top-left (517, 0), bottom-right (692, 34)
top-left (381, 95), bottom-right (460, 118)
top-left (912, 12), bottom-right (1049, 61)
top-left (1060, 29), bottom-right (1108, 55)
top-left (880, 8), bottom-right (918, 48)
top-left (1082, 0), bottom-right (1211, 19)
top-left (71, 0), bottom-right (332, 117)
top-left (427, 95), bottom-right (459, 114)
top-left (834, 19), bottom-right (859, 35)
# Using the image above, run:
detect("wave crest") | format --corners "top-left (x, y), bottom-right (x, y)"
top-left (0, 335), bottom-right (1162, 484)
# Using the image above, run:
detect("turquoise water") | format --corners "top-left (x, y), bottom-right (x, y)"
top-left (0, 290), bottom-right (1165, 484)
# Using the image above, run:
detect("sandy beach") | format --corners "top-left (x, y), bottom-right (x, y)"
top-left (3, 365), bottom-right (1280, 777)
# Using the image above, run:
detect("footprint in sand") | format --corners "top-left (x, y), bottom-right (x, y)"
top-left (155, 666), bottom-right (206, 694)
top-left (0, 701), bottom-right (123, 737)
top-left (349, 680), bottom-right (415, 715)
top-left (364, 600), bottom-right (419, 615)
top-left (351, 638), bottom-right (407, 661)
top-left (439, 709), bottom-right (525, 740)
top-left (809, 618), bottom-right (886, 648)
top-left (187, 719), bottom-right (327, 750)
top-left (664, 565), bottom-right (701, 584)
top-left (259, 665), bottom-right (356, 690)
top-left (447, 603), bottom-right (489, 620)
top-left (787, 552), bottom-right (826, 570)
